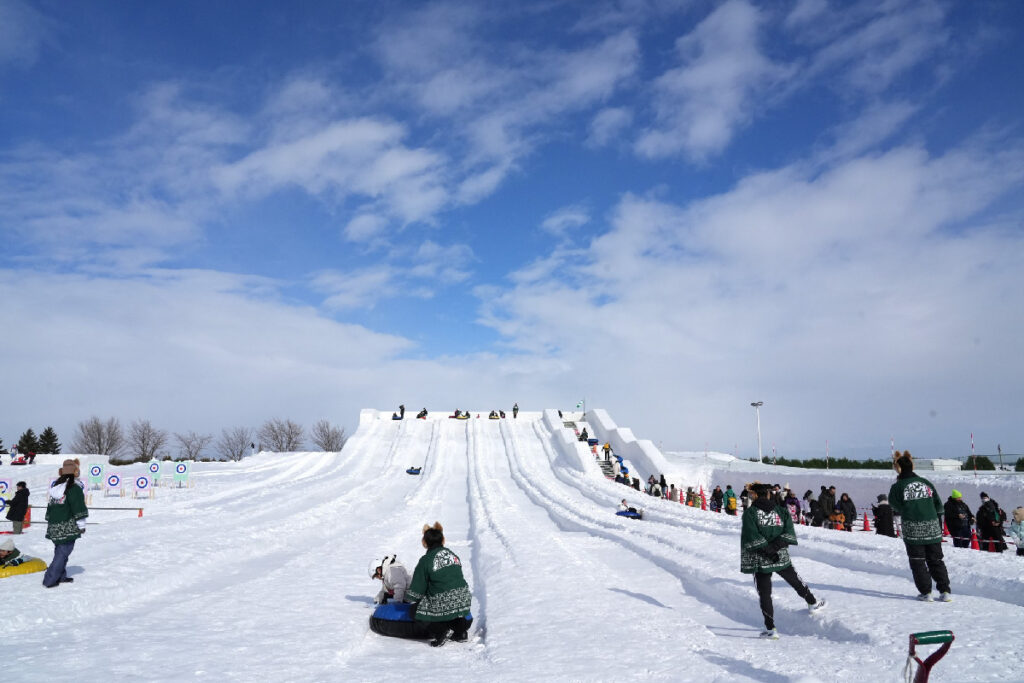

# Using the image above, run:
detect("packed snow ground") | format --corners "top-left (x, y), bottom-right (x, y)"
top-left (3, 410), bottom-right (1022, 682)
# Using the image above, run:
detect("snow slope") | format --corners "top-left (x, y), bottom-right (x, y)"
top-left (2, 410), bottom-right (1022, 682)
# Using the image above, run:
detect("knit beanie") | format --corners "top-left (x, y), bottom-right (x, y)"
top-left (950, 490), bottom-right (962, 499)
top-left (0, 538), bottom-right (15, 552)
top-left (60, 458), bottom-right (79, 476)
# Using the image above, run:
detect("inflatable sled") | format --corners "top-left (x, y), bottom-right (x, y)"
top-left (449, 415), bottom-right (470, 420)
top-left (406, 467), bottom-right (422, 475)
top-left (369, 601), bottom-right (473, 640)
top-left (0, 557), bottom-right (47, 579)
top-left (392, 414), bottom-right (403, 420)
top-left (488, 415), bottom-right (500, 420)
top-left (616, 510), bottom-right (644, 520)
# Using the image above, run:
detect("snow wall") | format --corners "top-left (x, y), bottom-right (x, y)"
top-left (543, 410), bottom-right (603, 478)
top-left (587, 409), bottom-right (707, 490)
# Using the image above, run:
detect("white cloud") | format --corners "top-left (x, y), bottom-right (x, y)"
top-left (311, 267), bottom-right (397, 310)
top-left (478, 138), bottom-right (1024, 457)
top-left (587, 107), bottom-right (633, 147)
top-left (635, 0), bottom-right (790, 160)
top-left (0, 0), bottom-right (50, 68)
top-left (540, 205), bottom-right (590, 237)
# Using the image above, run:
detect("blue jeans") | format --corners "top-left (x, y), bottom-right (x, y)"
top-left (42, 541), bottom-right (76, 587)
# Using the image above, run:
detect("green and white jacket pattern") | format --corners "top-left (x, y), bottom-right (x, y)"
top-left (740, 504), bottom-right (798, 574)
top-left (888, 474), bottom-right (943, 546)
top-left (407, 546), bottom-right (472, 622)
top-left (45, 482), bottom-right (89, 545)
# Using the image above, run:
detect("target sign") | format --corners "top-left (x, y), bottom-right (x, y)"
top-left (106, 474), bottom-right (121, 488)
top-left (149, 462), bottom-right (160, 474)
top-left (135, 476), bottom-right (150, 491)
top-left (0, 479), bottom-right (10, 496)
top-left (175, 463), bottom-right (188, 474)
top-left (90, 465), bottom-right (103, 477)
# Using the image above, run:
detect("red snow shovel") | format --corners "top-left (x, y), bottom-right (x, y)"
top-left (903, 630), bottom-right (954, 683)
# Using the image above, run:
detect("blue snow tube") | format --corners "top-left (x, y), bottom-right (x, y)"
top-left (616, 510), bottom-right (643, 520)
top-left (369, 602), bottom-right (473, 639)
top-left (406, 467), bottom-right (422, 475)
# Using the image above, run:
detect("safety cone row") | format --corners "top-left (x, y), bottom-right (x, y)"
top-left (969, 529), bottom-right (980, 550)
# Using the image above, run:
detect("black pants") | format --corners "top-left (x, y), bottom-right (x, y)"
top-left (427, 616), bottom-right (470, 640)
top-left (906, 543), bottom-right (950, 594)
top-left (754, 567), bottom-right (815, 630)
top-left (948, 525), bottom-right (971, 548)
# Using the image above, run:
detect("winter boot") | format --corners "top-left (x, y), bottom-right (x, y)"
top-left (807, 598), bottom-right (826, 614)
top-left (430, 633), bottom-right (448, 647)
top-left (938, 592), bottom-right (952, 602)
top-left (451, 630), bottom-right (468, 642)
top-left (759, 628), bottom-right (779, 639)
top-left (916, 593), bottom-right (933, 602)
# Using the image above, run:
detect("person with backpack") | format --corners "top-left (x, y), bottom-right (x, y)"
top-left (741, 482), bottom-right (825, 639)
top-left (976, 493), bottom-right (1007, 552)
top-left (725, 485), bottom-right (738, 516)
top-left (888, 452), bottom-right (951, 602)
top-left (872, 494), bottom-right (896, 538)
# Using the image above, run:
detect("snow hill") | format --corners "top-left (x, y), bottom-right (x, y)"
top-left (2, 410), bottom-right (1022, 682)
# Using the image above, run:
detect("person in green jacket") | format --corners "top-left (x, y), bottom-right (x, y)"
top-left (741, 483), bottom-right (825, 639)
top-left (888, 452), bottom-right (951, 602)
top-left (407, 522), bottom-right (472, 647)
top-left (42, 459), bottom-right (89, 588)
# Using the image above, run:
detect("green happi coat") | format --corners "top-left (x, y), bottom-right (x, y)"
top-left (407, 546), bottom-right (472, 622)
top-left (888, 474), bottom-right (943, 546)
top-left (45, 482), bottom-right (89, 545)
top-left (740, 504), bottom-right (798, 574)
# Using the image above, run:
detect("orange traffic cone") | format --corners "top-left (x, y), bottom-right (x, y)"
top-left (942, 520), bottom-right (950, 537)
top-left (988, 538), bottom-right (997, 552)
top-left (969, 529), bottom-right (980, 550)
top-left (23, 506), bottom-right (31, 529)
top-left (862, 512), bottom-right (871, 531)
top-left (138, 508), bottom-right (143, 518)
top-left (699, 487), bottom-right (707, 511)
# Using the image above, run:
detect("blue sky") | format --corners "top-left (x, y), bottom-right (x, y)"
top-left (2, 0), bottom-right (1023, 460)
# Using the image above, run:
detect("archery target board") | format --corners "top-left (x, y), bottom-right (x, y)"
top-left (0, 479), bottom-right (10, 497)
top-left (135, 475), bottom-right (151, 491)
top-left (106, 474), bottom-right (121, 488)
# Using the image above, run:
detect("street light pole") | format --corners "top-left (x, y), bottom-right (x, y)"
top-left (751, 401), bottom-right (764, 463)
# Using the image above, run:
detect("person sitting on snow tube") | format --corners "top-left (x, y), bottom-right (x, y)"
top-left (488, 410), bottom-right (499, 419)
top-left (408, 522), bottom-right (472, 646)
top-left (617, 499), bottom-right (643, 519)
top-left (0, 538), bottom-right (47, 578)
top-left (406, 467), bottom-right (422, 475)
top-left (369, 554), bottom-right (411, 605)
top-left (499, 410), bottom-right (505, 418)
top-left (416, 408), bottom-right (428, 419)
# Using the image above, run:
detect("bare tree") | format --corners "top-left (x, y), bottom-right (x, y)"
top-left (70, 416), bottom-right (125, 456)
top-left (217, 426), bottom-right (254, 462)
top-left (124, 419), bottom-right (169, 462)
top-left (174, 431), bottom-right (213, 460)
top-left (257, 418), bottom-right (304, 452)
top-left (310, 419), bottom-right (347, 452)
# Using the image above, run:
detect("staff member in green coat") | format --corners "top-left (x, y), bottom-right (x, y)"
top-left (42, 459), bottom-right (89, 588)
top-left (741, 483), bottom-right (825, 639)
top-left (407, 522), bottom-right (472, 647)
top-left (888, 451), bottom-right (951, 602)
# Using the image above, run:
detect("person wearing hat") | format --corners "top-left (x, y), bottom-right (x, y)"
top-left (5, 480), bottom-right (29, 534)
top-left (407, 522), bottom-right (472, 647)
top-left (369, 554), bottom-right (411, 604)
top-left (1008, 507), bottom-right (1024, 556)
top-left (943, 490), bottom-right (974, 548)
top-left (41, 459), bottom-right (89, 588)
top-left (888, 451), bottom-right (951, 601)
top-left (976, 492), bottom-right (1007, 553)
top-left (872, 494), bottom-right (896, 538)
top-left (741, 482), bottom-right (825, 639)
top-left (817, 486), bottom-right (836, 522)
top-left (0, 537), bottom-right (25, 568)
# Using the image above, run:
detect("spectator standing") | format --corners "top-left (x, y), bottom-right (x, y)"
top-left (724, 485), bottom-right (738, 516)
top-left (943, 490), bottom-right (974, 548)
top-left (976, 493), bottom-right (1007, 552)
top-left (1008, 507), bottom-right (1024, 557)
top-left (872, 494), bottom-right (896, 538)
top-left (5, 481), bottom-right (29, 534)
top-left (838, 493), bottom-right (857, 532)
top-left (804, 490), bottom-right (823, 527)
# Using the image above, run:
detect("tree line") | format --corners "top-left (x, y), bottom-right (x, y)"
top-left (758, 454), bottom-right (1024, 471)
top-left (1, 416), bottom-right (347, 464)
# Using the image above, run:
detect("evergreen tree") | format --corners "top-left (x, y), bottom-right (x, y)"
top-left (1015, 457), bottom-right (1024, 472)
top-left (37, 426), bottom-right (62, 454)
top-left (965, 455), bottom-right (996, 471)
top-left (17, 428), bottom-right (41, 453)
top-left (0, 436), bottom-right (5, 453)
